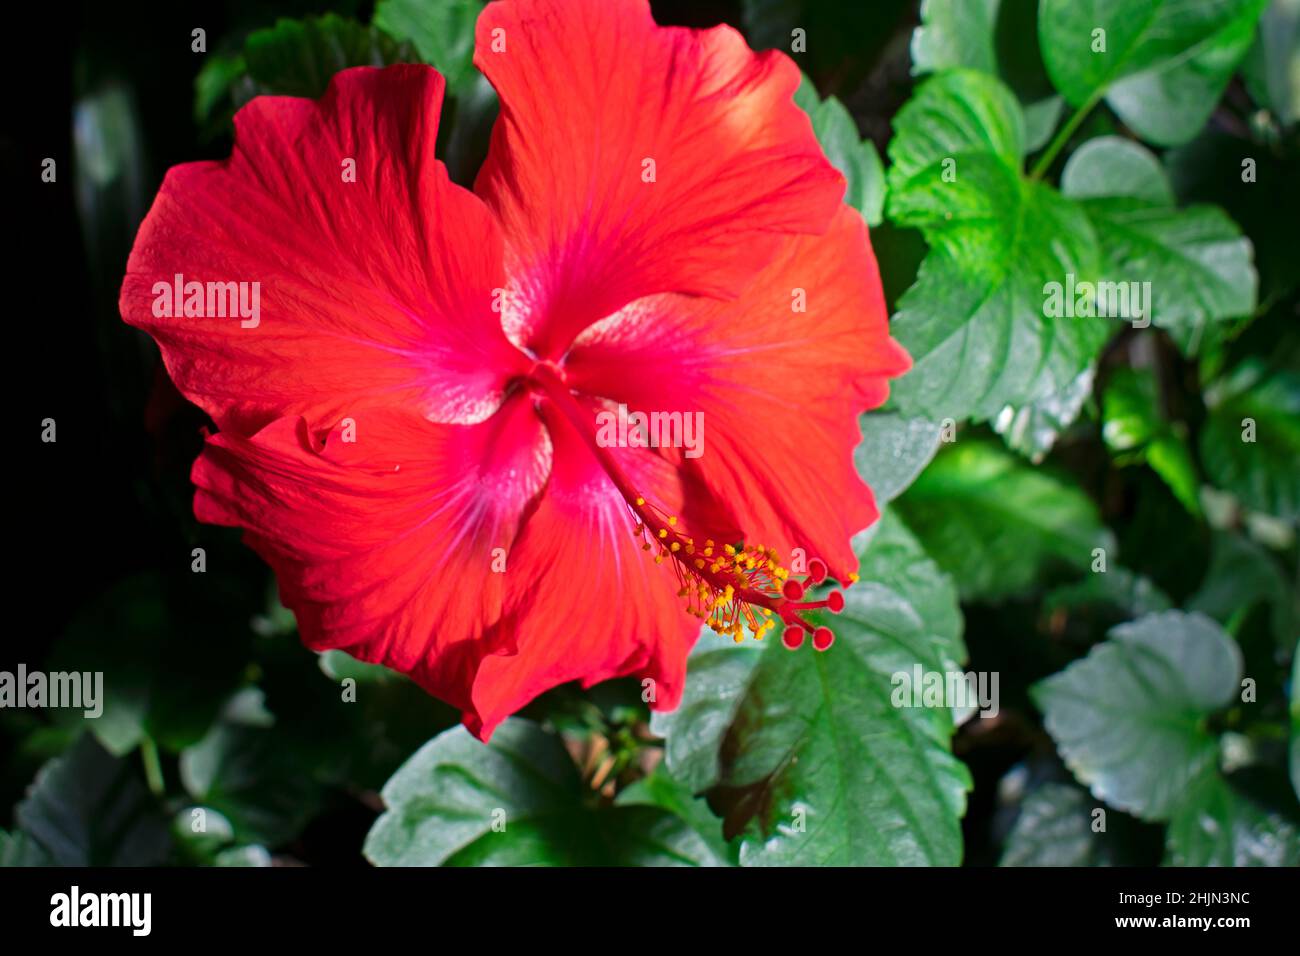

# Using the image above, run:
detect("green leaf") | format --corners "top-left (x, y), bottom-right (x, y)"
top-left (1061, 137), bottom-right (1256, 348)
top-left (615, 769), bottom-right (738, 865)
top-left (1033, 611), bottom-right (1242, 820)
top-left (1164, 129), bottom-right (1299, 308)
top-left (256, 636), bottom-right (458, 793)
top-left (1243, 0), bottom-right (1300, 126)
top-left (318, 649), bottom-right (402, 684)
top-left (1200, 358), bottom-right (1300, 520)
top-left (888, 70), bottom-right (1022, 202)
top-left (1045, 566), bottom-right (1173, 619)
top-left (911, 0), bottom-right (1064, 150)
top-left (649, 639), bottom-right (766, 796)
top-left (213, 845), bottom-right (274, 867)
top-left (364, 719), bottom-right (727, 866)
top-left (0, 828), bottom-right (54, 867)
top-left (179, 691), bottom-right (327, 848)
top-left (1145, 435), bottom-right (1205, 514)
top-left (192, 16), bottom-right (419, 144)
top-left (1063, 136), bottom-right (1174, 205)
top-left (194, 53), bottom-right (248, 126)
top-left (1188, 531), bottom-right (1298, 652)
top-left (1039, 0), bottom-right (1269, 146)
top-left (14, 735), bottom-right (172, 866)
top-left (171, 805), bottom-right (236, 863)
top-left (244, 15), bottom-right (417, 101)
top-left (1165, 773), bottom-right (1300, 864)
top-left (1101, 365), bottom-right (1201, 514)
top-left (854, 411), bottom-right (944, 506)
top-left (1000, 782), bottom-right (1113, 865)
top-left (886, 70), bottom-right (1108, 423)
top-left (794, 78), bottom-right (886, 225)
top-left (894, 440), bottom-right (1114, 601)
top-left (653, 512), bottom-right (970, 865)
top-left (992, 366), bottom-right (1095, 463)
top-left (46, 573), bottom-right (251, 756)
top-left (373, 0), bottom-right (481, 94)
top-left (912, 0), bottom-right (1004, 75)
top-left (1101, 366), bottom-right (1163, 451)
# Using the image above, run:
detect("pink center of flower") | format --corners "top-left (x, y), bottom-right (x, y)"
top-left (524, 361), bottom-right (846, 650)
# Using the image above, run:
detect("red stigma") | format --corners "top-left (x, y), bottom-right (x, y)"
top-left (812, 627), bottom-right (835, 651)
top-left (808, 558), bottom-right (827, 583)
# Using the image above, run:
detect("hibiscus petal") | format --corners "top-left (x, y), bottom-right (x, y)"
top-left (473, 0), bottom-right (845, 359)
top-left (121, 65), bottom-right (526, 435)
top-left (562, 207), bottom-right (910, 584)
top-left (192, 399), bottom-right (551, 712)
top-left (466, 400), bottom-right (703, 740)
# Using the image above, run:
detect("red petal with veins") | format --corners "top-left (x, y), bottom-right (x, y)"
top-left (192, 401), bottom-right (550, 715)
top-left (564, 207), bottom-right (910, 583)
top-left (473, 0), bottom-right (845, 359)
top-left (467, 403), bottom-right (701, 739)
top-left (121, 66), bottom-right (526, 435)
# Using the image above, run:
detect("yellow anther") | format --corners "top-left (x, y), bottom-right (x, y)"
top-left (668, 516), bottom-right (677, 526)
top-left (670, 542), bottom-right (681, 552)
top-left (635, 496), bottom-right (645, 506)
top-left (658, 529), bottom-right (668, 539)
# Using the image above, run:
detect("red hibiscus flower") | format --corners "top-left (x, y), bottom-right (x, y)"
top-left (119, 0), bottom-right (909, 740)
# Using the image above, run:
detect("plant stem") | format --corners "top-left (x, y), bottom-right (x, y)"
top-left (1029, 92), bottom-right (1103, 180)
top-left (141, 736), bottom-right (165, 796)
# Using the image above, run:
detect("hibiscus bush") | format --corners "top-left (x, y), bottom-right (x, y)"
top-left (8, 0), bottom-right (1298, 869)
